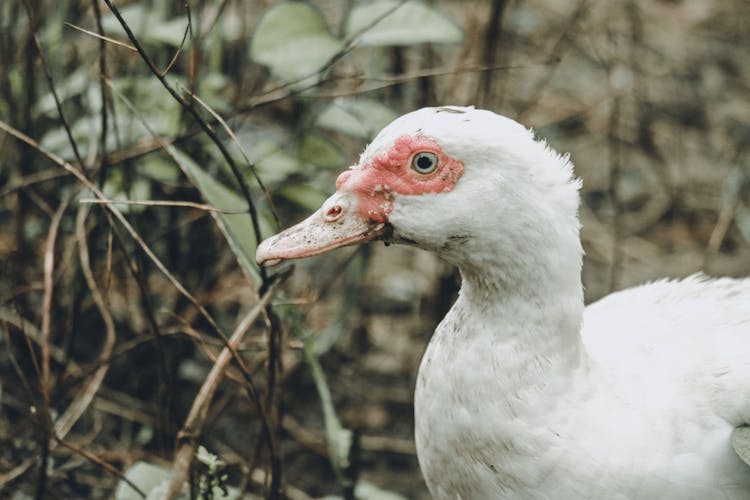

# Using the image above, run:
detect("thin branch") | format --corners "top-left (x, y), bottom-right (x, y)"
top-left (36, 193), bottom-right (70, 500)
top-left (23, 2), bottom-right (87, 174)
top-left (198, 0), bottom-right (231, 39)
top-left (161, 22), bottom-right (190, 78)
top-left (240, 59), bottom-right (561, 110)
top-left (40, 195), bottom-right (71, 406)
top-left (89, 0), bottom-right (111, 186)
top-left (516, 0), bottom-right (590, 120)
top-left (0, 119), bottom-right (246, 384)
top-left (52, 204), bottom-right (118, 440)
top-left (184, 89), bottom-right (279, 227)
top-left (162, 272), bottom-right (289, 499)
top-left (475, 0), bottom-right (509, 107)
top-left (0, 169), bottom-right (70, 198)
top-left (98, 77), bottom-right (278, 431)
top-left (64, 22), bottom-right (136, 51)
top-left (101, 0), bottom-right (268, 282)
top-left (0, 308), bottom-right (72, 365)
top-left (606, 95), bottom-right (623, 292)
top-left (0, 458), bottom-right (35, 488)
top-left (0, 116), bottom-right (283, 496)
top-left (245, 0), bottom-right (409, 101)
top-left (80, 197), bottom-right (248, 214)
top-left (53, 436), bottom-right (146, 498)
top-left (185, 0), bottom-right (197, 95)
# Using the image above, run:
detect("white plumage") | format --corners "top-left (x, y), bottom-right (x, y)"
top-left (257, 106), bottom-right (750, 499)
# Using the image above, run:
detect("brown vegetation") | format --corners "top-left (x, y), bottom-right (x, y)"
top-left (0, 0), bottom-right (748, 498)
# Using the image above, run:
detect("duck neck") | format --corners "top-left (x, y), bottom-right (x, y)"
top-left (414, 231), bottom-right (590, 495)
top-left (457, 257), bottom-right (585, 374)
top-left (435, 219), bottom-right (588, 399)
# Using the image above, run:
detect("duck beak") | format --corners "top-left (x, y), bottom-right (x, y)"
top-left (256, 191), bottom-right (388, 266)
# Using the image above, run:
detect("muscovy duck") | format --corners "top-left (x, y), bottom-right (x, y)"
top-left (256, 106), bottom-right (750, 499)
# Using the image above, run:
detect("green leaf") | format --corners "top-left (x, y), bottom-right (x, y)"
top-left (279, 183), bottom-right (329, 212)
top-left (197, 72), bottom-right (230, 113)
top-left (34, 68), bottom-right (89, 117)
top-left (39, 76), bottom-right (184, 160)
top-left (254, 140), bottom-right (302, 185)
top-left (142, 157), bottom-right (180, 183)
top-left (303, 337), bottom-right (353, 486)
top-left (250, 2), bottom-right (344, 84)
top-left (320, 480), bottom-right (408, 500)
top-left (115, 461), bottom-right (243, 500)
top-left (101, 7), bottom-right (191, 47)
top-left (39, 114), bottom-right (95, 159)
top-left (354, 480), bottom-right (409, 500)
top-left (732, 426), bottom-right (750, 467)
top-left (311, 250), bottom-right (365, 355)
top-left (147, 16), bottom-right (189, 47)
top-left (167, 145), bottom-right (266, 284)
top-left (114, 461), bottom-right (171, 500)
top-left (101, 4), bottom-right (152, 37)
top-left (196, 446), bottom-right (223, 469)
top-left (736, 206), bottom-right (750, 243)
top-left (346, 0), bottom-right (463, 47)
top-left (299, 134), bottom-right (346, 168)
top-left (316, 99), bottom-right (397, 139)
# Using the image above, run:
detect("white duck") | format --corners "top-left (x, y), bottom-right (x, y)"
top-left (256, 106), bottom-right (750, 499)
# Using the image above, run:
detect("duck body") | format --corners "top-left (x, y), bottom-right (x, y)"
top-left (417, 275), bottom-right (750, 499)
top-left (256, 106), bottom-right (750, 499)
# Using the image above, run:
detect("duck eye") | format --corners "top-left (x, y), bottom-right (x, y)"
top-left (411, 151), bottom-right (439, 175)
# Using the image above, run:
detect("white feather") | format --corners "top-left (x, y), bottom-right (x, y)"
top-left (365, 106), bottom-right (750, 499)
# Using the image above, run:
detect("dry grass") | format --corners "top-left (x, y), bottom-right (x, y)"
top-left (0, 0), bottom-right (748, 498)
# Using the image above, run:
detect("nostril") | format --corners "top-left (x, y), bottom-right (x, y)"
top-left (324, 205), bottom-right (343, 222)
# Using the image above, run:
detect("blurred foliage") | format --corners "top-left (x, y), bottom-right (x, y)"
top-left (1, 0), bottom-right (749, 498)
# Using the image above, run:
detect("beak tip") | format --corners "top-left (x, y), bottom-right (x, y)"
top-left (253, 193), bottom-right (384, 266)
top-left (255, 238), bottom-right (279, 267)
top-left (257, 257), bottom-right (282, 267)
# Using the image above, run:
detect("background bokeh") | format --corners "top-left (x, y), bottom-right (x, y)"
top-left (1, 0), bottom-right (748, 498)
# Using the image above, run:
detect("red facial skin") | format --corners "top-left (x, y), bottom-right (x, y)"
top-left (334, 135), bottom-right (464, 223)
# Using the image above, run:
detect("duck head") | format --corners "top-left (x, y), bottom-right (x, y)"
top-left (256, 106), bottom-right (581, 274)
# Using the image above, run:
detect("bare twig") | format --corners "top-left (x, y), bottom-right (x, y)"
top-left (0, 119), bottom-right (247, 385)
top-left (0, 169), bottom-right (70, 198)
top-left (23, 2), bottom-right (87, 174)
top-left (0, 458), bottom-right (35, 488)
top-left (101, 0), bottom-right (269, 282)
top-left (36, 193), bottom-right (71, 500)
top-left (606, 89), bottom-right (623, 292)
top-left (64, 22), bottom-right (136, 51)
top-left (52, 204), bottom-right (117, 439)
top-left (161, 23), bottom-right (190, 78)
top-left (184, 89), bottom-right (280, 228)
top-left (162, 272), bottom-right (288, 499)
top-left (89, 0), bottom-right (111, 185)
top-left (99, 75), bottom-right (288, 481)
top-left (0, 308), bottom-right (71, 365)
top-left (707, 198), bottom-right (739, 253)
top-left (40, 195), bottom-right (71, 406)
top-left (475, 0), bottom-right (509, 107)
top-left (241, 59), bottom-right (560, 108)
top-left (53, 436), bottom-right (147, 498)
top-left (517, 0), bottom-right (590, 120)
top-left (185, 1), bottom-right (197, 94)
top-left (0, 117), bottom-right (280, 495)
top-left (80, 197), bottom-right (248, 214)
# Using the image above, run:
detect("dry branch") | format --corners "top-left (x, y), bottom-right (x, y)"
top-left (162, 273), bottom-right (287, 499)
top-left (100, 0), bottom-right (269, 283)
top-left (51, 205), bottom-right (118, 439)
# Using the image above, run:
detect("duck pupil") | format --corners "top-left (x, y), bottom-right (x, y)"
top-left (417, 155), bottom-right (433, 170)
